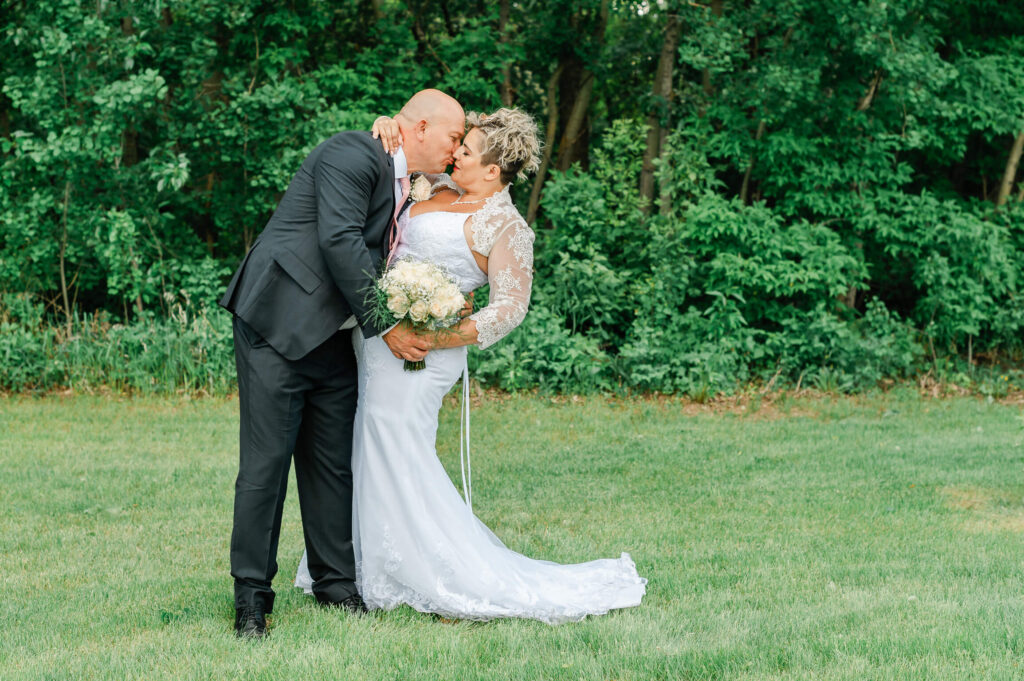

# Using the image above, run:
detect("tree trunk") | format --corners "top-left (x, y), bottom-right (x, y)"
top-left (996, 130), bottom-right (1024, 207)
top-left (118, 16), bottom-right (139, 170)
top-left (856, 70), bottom-right (883, 111)
top-left (439, 0), bottom-right (456, 37)
top-left (701, 0), bottom-right (724, 96)
top-left (640, 12), bottom-right (681, 214)
top-left (498, 0), bottom-right (513, 106)
top-left (527, 0), bottom-right (610, 221)
top-left (0, 92), bottom-right (10, 138)
top-left (555, 70), bottom-right (595, 172)
top-left (527, 64), bottom-right (564, 224)
top-left (737, 26), bottom-right (793, 206)
top-left (553, 0), bottom-right (609, 172)
top-left (409, 9), bottom-right (451, 73)
top-left (121, 126), bottom-right (138, 169)
top-left (740, 119), bottom-right (767, 204)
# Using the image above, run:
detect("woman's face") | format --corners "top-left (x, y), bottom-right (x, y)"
top-left (450, 128), bottom-right (499, 188)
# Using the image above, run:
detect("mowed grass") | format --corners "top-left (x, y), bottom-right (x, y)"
top-left (1, 390), bottom-right (1023, 680)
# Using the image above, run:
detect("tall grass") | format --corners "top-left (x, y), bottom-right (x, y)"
top-left (2, 292), bottom-right (1023, 399)
top-left (1, 294), bottom-right (234, 395)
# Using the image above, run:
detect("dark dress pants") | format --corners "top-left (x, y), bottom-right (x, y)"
top-left (230, 317), bottom-right (358, 612)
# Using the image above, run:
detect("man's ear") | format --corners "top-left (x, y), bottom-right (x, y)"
top-left (415, 119), bottom-right (428, 140)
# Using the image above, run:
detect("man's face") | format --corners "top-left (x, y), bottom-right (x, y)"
top-left (420, 113), bottom-right (465, 173)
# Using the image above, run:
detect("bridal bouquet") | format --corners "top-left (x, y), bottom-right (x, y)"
top-left (370, 259), bottom-right (467, 371)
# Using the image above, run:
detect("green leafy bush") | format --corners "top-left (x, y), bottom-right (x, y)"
top-left (1, 1), bottom-right (1021, 396)
top-left (0, 295), bottom-right (61, 393)
top-left (470, 302), bottom-right (613, 393)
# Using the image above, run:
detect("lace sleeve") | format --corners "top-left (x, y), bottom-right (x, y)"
top-left (468, 218), bottom-right (535, 349)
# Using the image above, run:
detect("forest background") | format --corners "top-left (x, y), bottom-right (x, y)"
top-left (2, 0), bottom-right (1023, 397)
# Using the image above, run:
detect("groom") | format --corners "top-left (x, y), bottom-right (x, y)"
top-left (219, 89), bottom-right (466, 638)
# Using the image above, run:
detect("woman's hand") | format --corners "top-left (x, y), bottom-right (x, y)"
top-left (459, 292), bottom-right (475, 319)
top-left (371, 116), bottom-right (403, 155)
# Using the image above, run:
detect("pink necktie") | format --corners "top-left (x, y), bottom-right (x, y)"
top-left (387, 176), bottom-right (411, 266)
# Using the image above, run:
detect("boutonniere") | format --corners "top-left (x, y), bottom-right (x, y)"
top-left (410, 175), bottom-right (432, 202)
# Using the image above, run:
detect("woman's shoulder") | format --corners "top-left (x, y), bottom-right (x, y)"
top-left (481, 189), bottom-right (531, 231)
top-left (469, 192), bottom-right (534, 256)
top-left (432, 188), bottom-right (460, 202)
top-left (417, 173), bottom-right (462, 195)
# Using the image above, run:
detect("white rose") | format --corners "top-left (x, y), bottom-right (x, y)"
top-left (410, 175), bottom-right (432, 202)
top-left (415, 273), bottom-right (438, 296)
top-left (387, 291), bottom-right (410, 317)
top-left (428, 299), bottom-right (447, 319)
top-left (402, 263), bottom-right (421, 282)
top-left (392, 261), bottom-right (415, 279)
top-left (449, 293), bottom-right (467, 315)
top-left (409, 300), bottom-right (429, 323)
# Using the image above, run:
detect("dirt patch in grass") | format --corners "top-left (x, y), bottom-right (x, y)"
top-left (444, 384), bottom-right (1024, 421)
top-left (940, 485), bottom-right (1024, 533)
top-left (940, 486), bottom-right (995, 511)
top-left (510, 389), bottom-right (826, 420)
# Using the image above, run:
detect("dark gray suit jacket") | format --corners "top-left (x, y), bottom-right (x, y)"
top-left (220, 131), bottom-right (395, 360)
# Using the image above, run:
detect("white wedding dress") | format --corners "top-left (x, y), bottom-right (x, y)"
top-left (295, 182), bottom-right (646, 624)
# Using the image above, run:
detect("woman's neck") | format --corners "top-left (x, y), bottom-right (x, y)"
top-left (456, 180), bottom-right (503, 203)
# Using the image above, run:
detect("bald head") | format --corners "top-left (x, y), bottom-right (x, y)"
top-left (395, 89), bottom-right (465, 174)
top-left (398, 89), bottom-right (463, 123)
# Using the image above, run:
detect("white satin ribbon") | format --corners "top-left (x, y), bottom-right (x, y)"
top-left (459, 358), bottom-right (472, 512)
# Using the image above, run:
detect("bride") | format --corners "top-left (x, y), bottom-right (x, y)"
top-left (295, 108), bottom-right (646, 624)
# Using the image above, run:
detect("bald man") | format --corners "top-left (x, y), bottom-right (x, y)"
top-left (220, 89), bottom-right (465, 638)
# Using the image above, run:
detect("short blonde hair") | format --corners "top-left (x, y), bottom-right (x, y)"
top-left (466, 108), bottom-right (541, 184)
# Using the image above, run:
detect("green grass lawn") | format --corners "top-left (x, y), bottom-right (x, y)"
top-left (1, 390), bottom-right (1022, 680)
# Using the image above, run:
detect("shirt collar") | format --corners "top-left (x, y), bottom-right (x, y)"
top-left (393, 148), bottom-right (408, 180)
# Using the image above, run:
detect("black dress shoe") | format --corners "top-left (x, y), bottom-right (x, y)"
top-left (316, 592), bottom-right (368, 614)
top-left (235, 606), bottom-right (268, 638)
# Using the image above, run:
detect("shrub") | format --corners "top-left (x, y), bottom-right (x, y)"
top-left (0, 293), bottom-right (234, 395)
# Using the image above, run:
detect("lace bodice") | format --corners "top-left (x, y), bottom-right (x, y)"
top-left (393, 176), bottom-right (535, 348)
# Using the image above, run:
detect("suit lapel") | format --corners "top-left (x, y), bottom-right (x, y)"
top-left (383, 152), bottom-right (396, 217)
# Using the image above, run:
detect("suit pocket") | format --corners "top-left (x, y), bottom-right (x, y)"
top-left (273, 249), bottom-right (322, 294)
top-left (235, 317), bottom-right (270, 350)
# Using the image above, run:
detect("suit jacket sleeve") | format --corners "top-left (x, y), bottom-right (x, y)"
top-left (313, 137), bottom-right (388, 338)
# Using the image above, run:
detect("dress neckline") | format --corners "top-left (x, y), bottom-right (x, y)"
top-left (403, 210), bottom-right (488, 278)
